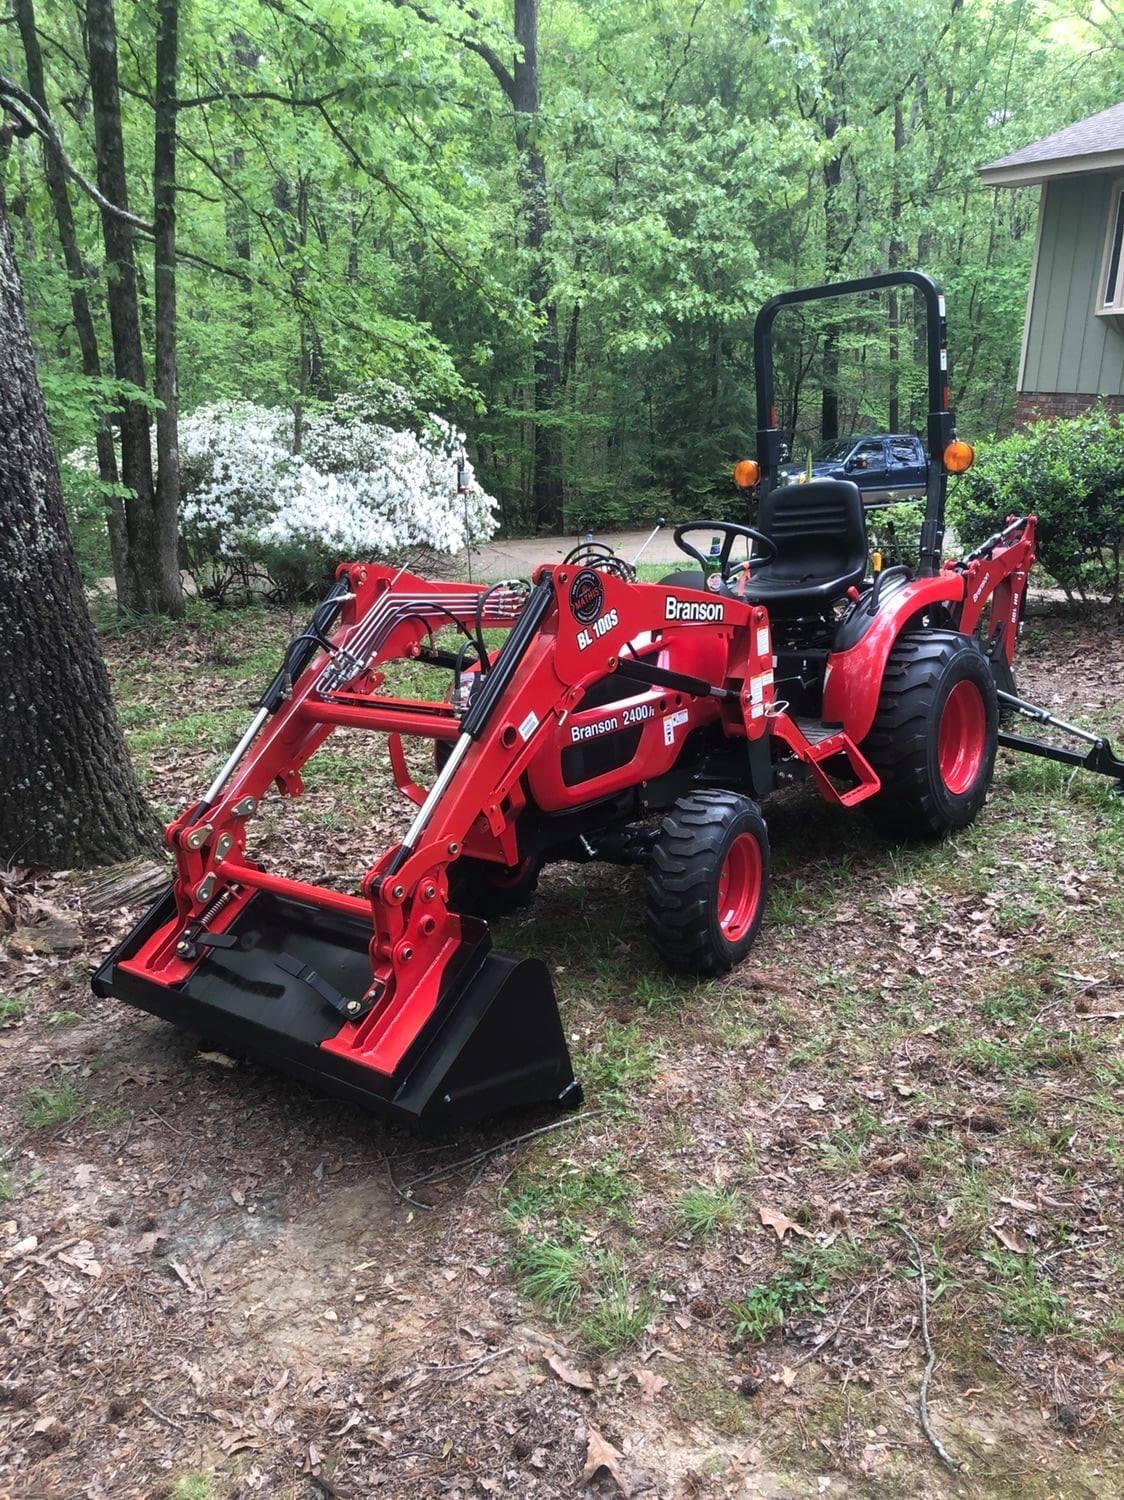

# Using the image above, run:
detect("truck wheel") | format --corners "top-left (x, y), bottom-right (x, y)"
top-left (446, 855), bottom-right (540, 919)
top-left (646, 790), bottom-right (770, 976)
top-left (862, 629), bottom-right (998, 840)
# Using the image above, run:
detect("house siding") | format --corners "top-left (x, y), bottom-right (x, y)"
top-left (1021, 171), bottom-right (1124, 398)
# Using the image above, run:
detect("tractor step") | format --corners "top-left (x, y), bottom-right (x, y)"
top-left (773, 718), bottom-right (881, 805)
top-left (94, 887), bottom-right (581, 1129)
top-left (792, 717), bottom-right (844, 746)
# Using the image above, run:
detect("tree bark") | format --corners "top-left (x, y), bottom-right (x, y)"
top-left (512, 0), bottom-right (563, 532)
top-left (88, 0), bottom-right (184, 617)
top-left (821, 116), bottom-right (843, 441)
top-left (0, 190), bottom-right (156, 868)
top-left (153, 0), bottom-right (181, 605)
top-left (14, 0), bottom-right (126, 579)
top-left (888, 94), bottom-right (906, 432)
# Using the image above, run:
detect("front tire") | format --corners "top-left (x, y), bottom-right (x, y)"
top-left (861, 629), bottom-right (998, 840)
top-left (645, 790), bottom-right (770, 976)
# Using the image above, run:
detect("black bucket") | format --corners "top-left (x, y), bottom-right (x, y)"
top-left (93, 887), bottom-right (582, 1129)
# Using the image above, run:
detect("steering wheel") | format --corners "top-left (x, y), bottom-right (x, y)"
top-left (673, 521), bottom-right (778, 575)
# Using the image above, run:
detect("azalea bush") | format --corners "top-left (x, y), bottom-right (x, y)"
top-left (948, 409), bottom-right (1124, 606)
top-left (179, 385), bottom-right (499, 602)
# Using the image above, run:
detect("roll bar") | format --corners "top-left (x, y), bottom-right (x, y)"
top-left (753, 271), bottom-right (957, 577)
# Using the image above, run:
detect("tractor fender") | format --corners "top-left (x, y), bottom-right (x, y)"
top-left (820, 574), bottom-right (967, 743)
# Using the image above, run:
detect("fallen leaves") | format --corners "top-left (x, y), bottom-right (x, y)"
top-left (632, 1369), bottom-right (667, 1403)
top-left (758, 1204), bottom-right (809, 1241)
top-left (582, 1425), bottom-right (630, 1495)
top-left (546, 1353), bottom-right (594, 1391)
top-left (196, 1049), bottom-right (238, 1069)
top-left (990, 1223), bottom-right (1030, 1256)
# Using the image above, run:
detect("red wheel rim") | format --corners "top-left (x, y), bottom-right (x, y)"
top-left (716, 832), bottom-right (763, 943)
top-left (938, 680), bottom-right (986, 795)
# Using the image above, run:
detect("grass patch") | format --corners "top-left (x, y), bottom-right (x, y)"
top-left (47, 1009), bottom-right (84, 1029)
top-left (578, 1021), bottom-right (662, 1112)
top-left (580, 1250), bottom-right (654, 1353)
top-left (23, 1082), bottom-right (82, 1129)
top-left (511, 1236), bottom-right (653, 1352)
top-left (513, 1237), bottom-right (584, 1319)
top-left (126, 707), bottom-right (248, 758)
top-left (729, 1251), bottom-right (830, 1344)
top-left (675, 1187), bottom-right (740, 1237)
top-left (170, 1474), bottom-right (219, 1500)
top-left (503, 1154), bottom-right (634, 1228)
top-left (0, 996), bottom-right (26, 1027)
top-left (979, 1249), bottom-right (1071, 1337)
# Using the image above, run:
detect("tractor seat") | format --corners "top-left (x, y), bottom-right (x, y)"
top-left (739, 479), bottom-right (868, 612)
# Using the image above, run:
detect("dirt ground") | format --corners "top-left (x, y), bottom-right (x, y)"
top-left (2, 588), bottom-right (1123, 1500)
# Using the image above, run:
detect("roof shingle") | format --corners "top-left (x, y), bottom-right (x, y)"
top-left (981, 100), bottom-right (1124, 179)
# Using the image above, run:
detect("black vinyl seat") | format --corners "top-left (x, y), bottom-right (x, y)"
top-left (739, 479), bottom-right (868, 611)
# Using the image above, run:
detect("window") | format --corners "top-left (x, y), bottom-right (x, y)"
top-left (1099, 180), bottom-right (1124, 314)
top-left (852, 439), bottom-right (885, 463)
top-left (813, 437), bottom-right (856, 462)
top-left (889, 438), bottom-right (921, 464)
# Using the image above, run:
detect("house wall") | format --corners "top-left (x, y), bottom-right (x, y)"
top-left (1020, 170), bottom-right (1124, 403)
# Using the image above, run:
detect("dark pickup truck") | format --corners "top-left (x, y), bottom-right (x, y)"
top-left (777, 433), bottom-right (926, 507)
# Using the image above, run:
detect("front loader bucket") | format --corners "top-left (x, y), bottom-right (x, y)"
top-left (93, 887), bottom-right (581, 1129)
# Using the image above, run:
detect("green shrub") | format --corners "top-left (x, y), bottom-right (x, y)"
top-left (866, 499), bottom-right (925, 570)
top-left (948, 408), bottom-right (1124, 604)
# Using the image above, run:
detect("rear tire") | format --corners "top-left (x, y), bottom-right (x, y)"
top-left (446, 855), bottom-right (540, 919)
top-left (646, 790), bottom-right (769, 976)
top-left (861, 629), bottom-right (998, 840)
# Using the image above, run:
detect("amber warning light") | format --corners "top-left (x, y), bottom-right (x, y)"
top-left (943, 440), bottom-right (975, 474)
top-left (733, 459), bottom-right (761, 490)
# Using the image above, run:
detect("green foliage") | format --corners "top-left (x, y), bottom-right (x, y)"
top-left (950, 409), bottom-right (1124, 603)
top-left (169, 1475), bottom-right (219, 1500)
top-left (512, 1237), bottom-right (585, 1318)
top-left (729, 1251), bottom-right (829, 1344)
top-left (675, 1187), bottom-right (741, 1237)
top-left (979, 1249), bottom-right (1071, 1337)
top-left (0, 997), bottom-right (26, 1027)
top-left (511, 1235), bottom-right (653, 1351)
top-left (866, 500), bottom-right (925, 570)
top-left (7, 0), bottom-right (1121, 551)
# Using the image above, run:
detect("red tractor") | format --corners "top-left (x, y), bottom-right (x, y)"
top-left (96, 273), bottom-right (1124, 1127)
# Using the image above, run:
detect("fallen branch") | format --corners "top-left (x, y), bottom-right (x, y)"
top-left (894, 1226), bottom-right (961, 1474)
top-left (383, 1153), bottom-right (434, 1211)
top-left (141, 1398), bottom-right (184, 1431)
top-left (401, 1110), bottom-right (600, 1189)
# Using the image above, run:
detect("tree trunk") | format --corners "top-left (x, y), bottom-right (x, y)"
top-left (513, 0), bottom-right (563, 532)
top-left (888, 95), bottom-right (906, 432)
top-left (14, 0), bottom-right (126, 579)
top-left (88, 0), bottom-right (184, 617)
top-left (153, 0), bottom-right (182, 612)
top-left (0, 193), bottom-right (155, 868)
top-left (821, 119), bottom-right (843, 441)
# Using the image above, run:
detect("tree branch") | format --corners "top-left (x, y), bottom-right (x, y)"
top-left (0, 72), bottom-right (154, 232)
top-left (176, 86), bottom-right (344, 110)
top-left (389, 0), bottom-right (516, 100)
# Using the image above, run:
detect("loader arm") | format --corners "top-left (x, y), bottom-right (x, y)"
top-left (96, 559), bottom-right (769, 1126)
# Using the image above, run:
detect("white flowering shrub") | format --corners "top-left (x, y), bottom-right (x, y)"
top-left (178, 386), bottom-right (498, 602)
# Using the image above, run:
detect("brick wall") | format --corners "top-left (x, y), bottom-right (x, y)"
top-left (1015, 390), bottom-right (1124, 424)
